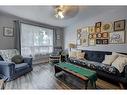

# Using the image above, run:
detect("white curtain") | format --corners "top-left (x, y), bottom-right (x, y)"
top-left (21, 23), bottom-right (53, 59)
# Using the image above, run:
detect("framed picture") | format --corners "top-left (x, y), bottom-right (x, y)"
top-left (80, 27), bottom-right (89, 46)
top-left (96, 33), bottom-right (102, 38)
top-left (3, 27), bottom-right (14, 37)
top-left (96, 39), bottom-right (103, 44)
top-left (89, 39), bottom-right (95, 46)
top-left (76, 39), bottom-right (81, 46)
top-left (102, 39), bottom-right (109, 44)
top-left (114, 20), bottom-right (126, 31)
top-left (101, 23), bottom-right (112, 32)
top-left (89, 26), bottom-right (95, 33)
top-left (102, 32), bottom-right (109, 38)
top-left (95, 22), bottom-right (101, 28)
top-left (109, 31), bottom-right (125, 44)
top-left (95, 27), bottom-right (101, 33)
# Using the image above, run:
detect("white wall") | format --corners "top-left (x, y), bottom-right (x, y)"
top-left (64, 7), bottom-right (127, 53)
top-left (0, 13), bottom-right (64, 50)
top-left (0, 14), bottom-right (16, 49)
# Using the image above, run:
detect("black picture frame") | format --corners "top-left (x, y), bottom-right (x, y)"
top-left (96, 39), bottom-right (102, 44)
top-left (114, 20), bottom-right (126, 31)
top-left (95, 22), bottom-right (101, 28)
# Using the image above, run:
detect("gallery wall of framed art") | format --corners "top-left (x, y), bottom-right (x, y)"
top-left (76, 19), bottom-right (126, 47)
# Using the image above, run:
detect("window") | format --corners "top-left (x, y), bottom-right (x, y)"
top-left (21, 23), bottom-right (53, 58)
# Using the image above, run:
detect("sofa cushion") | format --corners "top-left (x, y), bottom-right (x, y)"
top-left (82, 50), bottom-right (112, 63)
top-left (112, 52), bottom-right (127, 57)
top-left (69, 57), bottom-right (119, 75)
top-left (112, 56), bottom-right (127, 73)
top-left (102, 55), bottom-right (118, 65)
top-left (69, 51), bottom-right (77, 58)
top-left (15, 63), bottom-right (29, 72)
top-left (0, 49), bottom-right (20, 62)
top-left (76, 52), bottom-right (85, 60)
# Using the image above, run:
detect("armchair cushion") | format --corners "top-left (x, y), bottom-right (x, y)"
top-left (15, 63), bottom-right (29, 72)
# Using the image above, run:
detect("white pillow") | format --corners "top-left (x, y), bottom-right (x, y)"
top-left (76, 52), bottom-right (85, 60)
top-left (102, 55), bottom-right (118, 65)
top-left (112, 56), bottom-right (127, 73)
top-left (69, 51), bottom-right (77, 58)
top-left (112, 52), bottom-right (127, 58)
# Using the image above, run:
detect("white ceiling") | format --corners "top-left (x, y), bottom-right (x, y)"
top-left (0, 6), bottom-right (125, 27)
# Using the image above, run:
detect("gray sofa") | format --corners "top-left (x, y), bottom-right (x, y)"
top-left (0, 49), bottom-right (33, 81)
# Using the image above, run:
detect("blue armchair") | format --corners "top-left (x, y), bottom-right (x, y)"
top-left (0, 49), bottom-right (33, 81)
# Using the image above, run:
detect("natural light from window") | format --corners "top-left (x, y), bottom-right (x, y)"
top-left (21, 23), bottom-right (53, 58)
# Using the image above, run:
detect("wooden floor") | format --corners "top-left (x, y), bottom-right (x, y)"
top-left (4, 63), bottom-right (121, 89)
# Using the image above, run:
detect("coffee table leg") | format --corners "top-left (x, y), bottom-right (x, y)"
top-left (84, 80), bottom-right (88, 89)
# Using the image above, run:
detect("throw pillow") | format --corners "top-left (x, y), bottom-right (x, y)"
top-left (112, 52), bottom-right (127, 57)
top-left (112, 56), bottom-right (127, 73)
top-left (102, 55), bottom-right (118, 65)
top-left (11, 55), bottom-right (24, 64)
top-left (76, 52), bottom-right (85, 60)
top-left (69, 51), bottom-right (77, 58)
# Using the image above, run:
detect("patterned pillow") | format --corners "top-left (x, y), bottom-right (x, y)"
top-left (0, 49), bottom-right (20, 62)
top-left (11, 55), bottom-right (23, 64)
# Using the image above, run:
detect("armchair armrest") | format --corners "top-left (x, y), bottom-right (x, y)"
top-left (23, 57), bottom-right (33, 67)
top-left (0, 61), bottom-right (15, 80)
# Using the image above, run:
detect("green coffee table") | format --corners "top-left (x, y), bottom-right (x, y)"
top-left (54, 62), bottom-right (97, 89)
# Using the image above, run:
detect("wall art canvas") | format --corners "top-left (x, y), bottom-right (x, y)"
top-left (96, 33), bottom-right (102, 38)
top-left (3, 27), bottom-right (14, 37)
top-left (89, 26), bottom-right (95, 33)
top-left (77, 29), bottom-right (81, 39)
top-left (114, 20), bottom-right (125, 31)
top-left (95, 22), bottom-right (101, 33)
top-left (77, 39), bottom-right (81, 46)
top-left (102, 32), bottom-right (109, 38)
top-left (89, 39), bottom-right (95, 46)
top-left (96, 39), bottom-right (103, 44)
top-left (95, 22), bottom-right (101, 28)
top-left (80, 27), bottom-right (89, 46)
top-left (101, 23), bottom-right (112, 32)
top-left (95, 27), bottom-right (101, 33)
top-left (102, 39), bottom-right (109, 44)
top-left (109, 31), bottom-right (125, 44)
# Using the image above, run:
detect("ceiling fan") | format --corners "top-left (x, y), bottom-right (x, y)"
top-left (54, 5), bottom-right (79, 19)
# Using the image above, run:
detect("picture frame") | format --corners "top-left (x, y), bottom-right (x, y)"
top-left (109, 31), bottom-right (125, 44)
top-left (76, 39), bottom-right (81, 46)
top-left (114, 20), bottom-right (126, 31)
top-left (101, 23), bottom-right (112, 32)
top-left (3, 27), bottom-right (14, 37)
top-left (102, 32), bottom-right (109, 38)
top-left (96, 33), bottom-right (102, 38)
top-left (102, 39), bottom-right (109, 44)
top-left (96, 39), bottom-right (103, 44)
top-left (89, 39), bottom-right (95, 46)
top-left (95, 27), bottom-right (101, 33)
top-left (89, 26), bottom-right (95, 33)
top-left (95, 22), bottom-right (101, 28)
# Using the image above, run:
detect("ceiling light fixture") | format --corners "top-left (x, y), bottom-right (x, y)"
top-left (55, 6), bottom-right (64, 19)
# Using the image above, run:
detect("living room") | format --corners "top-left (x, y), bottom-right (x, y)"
top-left (0, 3), bottom-right (127, 92)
